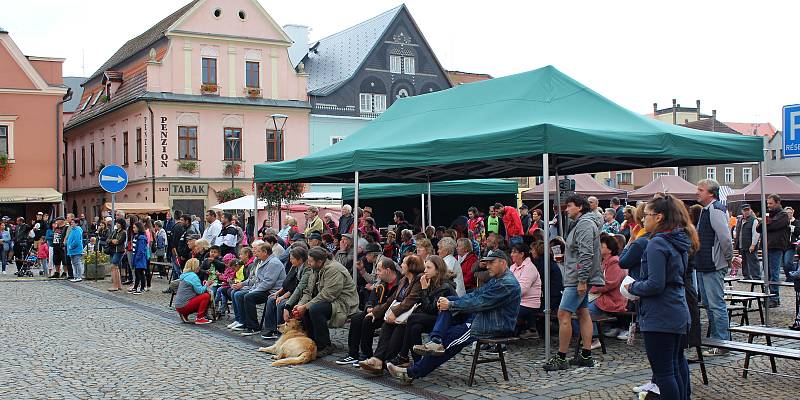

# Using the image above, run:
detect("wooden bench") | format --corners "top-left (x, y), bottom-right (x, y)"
top-left (701, 337), bottom-right (800, 378)
top-left (724, 290), bottom-right (773, 324)
top-left (738, 279), bottom-right (794, 293)
top-left (724, 276), bottom-right (740, 288)
top-left (468, 337), bottom-right (519, 387)
top-left (728, 325), bottom-right (800, 377)
top-left (149, 261), bottom-right (173, 282)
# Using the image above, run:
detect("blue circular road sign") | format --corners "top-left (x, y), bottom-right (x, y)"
top-left (98, 164), bottom-right (129, 193)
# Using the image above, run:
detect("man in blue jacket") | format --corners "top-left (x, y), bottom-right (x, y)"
top-left (387, 249), bottom-right (520, 383)
top-left (66, 218), bottom-right (85, 282)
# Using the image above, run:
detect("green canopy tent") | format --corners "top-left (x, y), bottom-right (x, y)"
top-left (254, 65), bottom-right (766, 357)
top-left (341, 179), bottom-right (518, 228)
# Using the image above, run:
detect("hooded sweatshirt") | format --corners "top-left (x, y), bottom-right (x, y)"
top-left (628, 228), bottom-right (691, 334)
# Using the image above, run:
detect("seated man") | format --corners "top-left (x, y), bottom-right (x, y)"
top-left (228, 243), bottom-right (285, 336)
top-left (293, 247), bottom-right (360, 357)
top-left (336, 258), bottom-right (400, 366)
top-left (387, 250), bottom-right (521, 383)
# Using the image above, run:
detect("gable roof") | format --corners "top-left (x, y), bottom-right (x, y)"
top-left (680, 117), bottom-right (741, 134)
top-left (304, 5), bottom-right (404, 96)
top-left (86, 0), bottom-right (199, 82)
top-left (63, 77), bottom-right (87, 112)
top-left (724, 121), bottom-right (776, 137)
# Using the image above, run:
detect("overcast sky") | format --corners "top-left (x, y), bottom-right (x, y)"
top-left (3, 0), bottom-right (796, 128)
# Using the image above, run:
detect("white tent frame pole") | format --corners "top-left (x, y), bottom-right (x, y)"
top-left (759, 158), bottom-right (771, 326)
top-left (542, 153), bottom-right (551, 360)
top-left (555, 168), bottom-right (564, 237)
top-left (421, 194), bottom-right (426, 230)
top-left (427, 180), bottom-right (433, 229)
top-left (253, 179), bottom-right (258, 231)
top-left (353, 171), bottom-right (360, 281)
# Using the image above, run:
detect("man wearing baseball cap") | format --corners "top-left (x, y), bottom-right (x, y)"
top-left (387, 249), bottom-right (520, 384)
top-left (733, 204), bottom-right (760, 279)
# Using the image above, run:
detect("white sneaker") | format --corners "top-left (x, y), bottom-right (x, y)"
top-left (73, 278), bottom-right (83, 283)
top-left (632, 381), bottom-right (656, 393)
top-left (226, 321), bottom-right (238, 329)
top-left (590, 339), bottom-right (602, 350)
top-left (602, 328), bottom-right (621, 338)
top-left (617, 330), bottom-right (630, 340)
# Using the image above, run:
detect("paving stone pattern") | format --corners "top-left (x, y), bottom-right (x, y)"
top-left (1, 268), bottom-right (799, 399)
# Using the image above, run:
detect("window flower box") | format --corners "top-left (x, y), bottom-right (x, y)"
top-left (245, 87), bottom-right (262, 98)
top-left (223, 163), bottom-right (242, 176)
top-left (178, 160), bottom-right (199, 174)
top-left (201, 83), bottom-right (219, 95)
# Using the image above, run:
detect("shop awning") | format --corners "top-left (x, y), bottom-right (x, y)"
top-left (0, 188), bottom-right (62, 203)
top-left (103, 202), bottom-right (171, 214)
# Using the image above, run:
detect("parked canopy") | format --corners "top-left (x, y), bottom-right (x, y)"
top-left (522, 174), bottom-right (625, 201)
top-left (254, 65), bottom-right (764, 184)
top-left (341, 179), bottom-right (517, 200)
top-left (627, 175), bottom-right (698, 201)
top-left (727, 176), bottom-right (800, 202)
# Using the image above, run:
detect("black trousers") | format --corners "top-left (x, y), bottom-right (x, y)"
top-left (133, 269), bottom-right (146, 291)
top-left (348, 310), bottom-right (384, 358)
top-left (374, 322), bottom-right (407, 362)
top-left (400, 313), bottom-right (437, 360)
top-left (243, 290), bottom-right (270, 330)
top-left (301, 302), bottom-right (333, 349)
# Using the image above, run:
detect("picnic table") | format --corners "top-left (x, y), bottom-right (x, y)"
top-left (724, 290), bottom-right (773, 325)
top-left (737, 279), bottom-right (799, 315)
top-left (724, 276), bottom-right (740, 288)
top-left (728, 325), bottom-right (800, 377)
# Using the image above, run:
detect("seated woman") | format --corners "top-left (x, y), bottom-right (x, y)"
top-left (358, 255), bottom-right (424, 373)
top-left (530, 239), bottom-right (564, 313)
top-left (174, 258), bottom-right (214, 324)
top-left (576, 234), bottom-right (628, 347)
top-left (509, 243), bottom-right (542, 337)
top-left (394, 255), bottom-right (456, 367)
top-left (262, 247), bottom-right (308, 340)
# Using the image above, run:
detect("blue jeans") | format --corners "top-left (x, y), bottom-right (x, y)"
top-left (697, 268), bottom-right (730, 340)
top-left (232, 289), bottom-right (249, 323)
top-left (70, 254), bottom-right (84, 279)
top-left (1, 248), bottom-right (7, 272)
top-left (408, 310), bottom-right (476, 379)
top-left (767, 249), bottom-right (783, 300)
top-left (263, 298), bottom-right (288, 332)
top-left (643, 332), bottom-right (690, 400)
top-left (783, 249), bottom-right (797, 280)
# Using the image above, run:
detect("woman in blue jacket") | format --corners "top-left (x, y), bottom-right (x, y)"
top-left (625, 195), bottom-right (699, 400)
top-left (0, 222), bottom-right (11, 274)
top-left (129, 222), bottom-right (149, 294)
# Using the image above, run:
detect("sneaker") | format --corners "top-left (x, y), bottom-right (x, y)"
top-left (632, 382), bottom-right (656, 393)
top-left (386, 362), bottom-right (413, 384)
top-left (789, 324), bottom-right (800, 331)
top-left (336, 356), bottom-right (358, 365)
top-left (358, 357), bottom-right (383, 372)
top-left (127, 288), bottom-right (136, 293)
top-left (485, 344), bottom-right (508, 356)
top-left (702, 348), bottom-right (728, 357)
top-left (602, 327), bottom-right (621, 338)
top-left (194, 317), bottom-right (211, 325)
top-left (617, 330), bottom-right (630, 341)
top-left (261, 331), bottom-right (280, 340)
top-left (133, 290), bottom-right (143, 295)
top-left (144, 287), bottom-right (150, 292)
top-left (543, 354), bottom-right (569, 371)
top-left (240, 328), bottom-right (261, 336)
top-left (412, 341), bottom-right (445, 357)
top-left (69, 278), bottom-right (78, 282)
top-left (61, 272), bottom-right (67, 278)
top-left (231, 324), bottom-right (246, 331)
top-left (590, 340), bottom-right (602, 350)
top-left (73, 278), bottom-right (82, 283)
top-left (49, 272), bottom-right (60, 279)
top-left (388, 356), bottom-right (410, 368)
top-left (226, 321), bottom-right (239, 329)
top-left (569, 353), bottom-right (595, 367)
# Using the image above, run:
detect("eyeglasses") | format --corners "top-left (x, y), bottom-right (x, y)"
top-left (644, 212), bottom-right (658, 218)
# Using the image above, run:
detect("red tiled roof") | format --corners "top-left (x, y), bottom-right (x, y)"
top-left (446, 70), bottom-right (493, 86)
top-left (723, 122), bottom-right (776, 137)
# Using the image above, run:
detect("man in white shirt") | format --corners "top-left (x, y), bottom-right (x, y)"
top-left (202, 210), bottom-right (222, 244)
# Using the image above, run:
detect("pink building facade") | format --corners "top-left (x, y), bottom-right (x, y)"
top-left (64, 0), bottom-right (310, 219)
top-left (0, 28), bottom-right (69, 219)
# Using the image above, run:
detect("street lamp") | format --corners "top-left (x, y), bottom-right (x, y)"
top-left (269, 114), bottom-right (288, 228)
top-left (225, 132), bottom-right (237, 189)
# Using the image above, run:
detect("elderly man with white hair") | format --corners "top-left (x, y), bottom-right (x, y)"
top-left (339, 204), bottom-right (354, 235)
top-left (587, 196), bottom-right (602, 217)
top-left (437, 237), bottom-right (465, 296)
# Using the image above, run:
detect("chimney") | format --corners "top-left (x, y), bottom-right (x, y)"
top-left (696, 100), bottom-right (701, 120)
top-left (653, 102), bottom-right (658, 114)
top-left (672, 98), bottom-right (677, 125)
top-left (283, 24), bottom-right (310, 69)
top-left (712, 110), bottom-right (717, 132)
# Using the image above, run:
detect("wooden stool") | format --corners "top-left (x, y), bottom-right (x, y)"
top-left (468, 337), bottom-right (519, 387)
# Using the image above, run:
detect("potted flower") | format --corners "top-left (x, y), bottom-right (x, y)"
top-left (216, 187), bottom-right (245, 203)
top-left (223, 163), bottom-right (242, 176)
top-left (0, 155), bottom-right (11, 182)
top-left (257, 182), bottom-right (305, 211)
top-left (84, 250), bottom-right (111, 280)
top-left (178, 160), bottom-right (199, 174)
top-left (201, 83), bottom-right (219, 95)
top-left (245, 87), bottom-right (262, 98)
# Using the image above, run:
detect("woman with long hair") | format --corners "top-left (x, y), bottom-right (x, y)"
top-left (393, 255), bottom-right (456, 367)
top-left (107, 218), bottom-right (127, 291)
top-left (625, 195), bottom-right (699, 400)
top-left (129, 222), bottom-right (149, 294)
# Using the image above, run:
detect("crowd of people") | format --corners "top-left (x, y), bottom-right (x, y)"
top-left (2, 178), bottom-right (799, 398)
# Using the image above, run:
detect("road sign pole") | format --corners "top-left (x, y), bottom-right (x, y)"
top-left (111, 193), bottom-right (115, 222)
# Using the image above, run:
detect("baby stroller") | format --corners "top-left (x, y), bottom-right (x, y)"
top-left (15, 242), bottom-right (39, 277)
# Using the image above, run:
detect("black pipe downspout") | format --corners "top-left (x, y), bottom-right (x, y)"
top-left (59, 88), bottom-right (72, 216)
top-left (147, 101), bottom-right (155, 203)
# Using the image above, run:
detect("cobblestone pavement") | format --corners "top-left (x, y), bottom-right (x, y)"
top-left (2, 265), bottom-right (799, 399)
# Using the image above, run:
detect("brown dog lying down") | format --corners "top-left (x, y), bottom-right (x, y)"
top-left (257, 319), bottom-right (317, 366)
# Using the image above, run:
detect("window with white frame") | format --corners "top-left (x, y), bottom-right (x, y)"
top-left (653, 171), bottom-right (670, 179)
top-left (706, 167), bottom-right (716, 180)
top-left (91, 88), bottom-right (104, 106)
top-left (742, 167), bottom-right (752, 183)
top-left (330, 136), bottom-right (344, 145)
top-left (616, 172), bottom-right (633, 185)
top-left (679, 168), bottom-right (688, 180)
top-left (389, 55), bottom-right (415, 75)
top-left (80, 94), bottom-right (93, 111)
top-left (0, 125), bottom-right (8, 158)
top-left (724, 167), bottom-right (734, 184)
top-left (359, 93), bottom-right (387, 114)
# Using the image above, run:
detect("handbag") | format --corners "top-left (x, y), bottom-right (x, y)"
top-left (384, 300), bottom-right (419, 324)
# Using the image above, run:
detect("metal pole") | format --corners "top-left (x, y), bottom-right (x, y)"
top-left (111, 193), bottom-right (116, 224)
top-left (427, 180), bottom-right (432, 229)
top-left (420, 193), bottom-right (426, 231)
top-left (542, 153), bottom-right (551, 360)
top-left (253, 180), bottom-right (258, 235)
top-left (555, 168), bottom-right (564, 237)
top-left (759, 160), bottom-right (771, 326)
top-left (353, 171), bottom-right (360, 281)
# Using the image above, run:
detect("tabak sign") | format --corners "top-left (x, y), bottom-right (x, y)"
top-left (160, 116), bottom-right (169, 167)
top-left (169, 183), bottom-right (208, 196)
